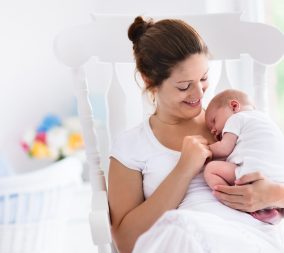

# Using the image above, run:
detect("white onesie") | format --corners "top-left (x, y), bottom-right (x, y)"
top-left (222, 110), bottom-right (284, 182)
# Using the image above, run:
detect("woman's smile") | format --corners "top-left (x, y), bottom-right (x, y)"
top-left (182, 98), bottom-right (201, 108)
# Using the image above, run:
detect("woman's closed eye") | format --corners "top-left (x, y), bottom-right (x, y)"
top-left (177, 76), bottom-right (208, 92)
top-left (177, 83), bottom-right (192, 91)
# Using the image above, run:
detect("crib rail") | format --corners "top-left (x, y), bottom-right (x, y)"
top-left (0, 157), bottom-right (83, 253)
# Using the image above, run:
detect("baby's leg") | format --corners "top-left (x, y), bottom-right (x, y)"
top-left (204, 161), bottom-right (237, 190)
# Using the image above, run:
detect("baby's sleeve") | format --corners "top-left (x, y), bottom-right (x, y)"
top-left (222, 114), bottom-right (242, 137)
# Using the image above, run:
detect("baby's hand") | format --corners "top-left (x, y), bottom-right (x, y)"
top-left (178, 135), bottom-right (212, 176)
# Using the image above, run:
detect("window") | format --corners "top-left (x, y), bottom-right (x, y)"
top-left (269, 0), bottom-right (284, 130)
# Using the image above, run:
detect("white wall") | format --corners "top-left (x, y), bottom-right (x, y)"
top-left (0, 0), bottom-right (209, 173)
top-left (0, 0), bottom-right (97, 172)
top-left (0, 0), bottom-right (282, 173)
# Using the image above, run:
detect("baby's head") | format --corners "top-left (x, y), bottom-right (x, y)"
top-left (205, 89), bottom-right (254, 140)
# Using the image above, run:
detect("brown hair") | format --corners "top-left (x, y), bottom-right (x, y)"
top-left (128, 16), bottom-right (208, 91)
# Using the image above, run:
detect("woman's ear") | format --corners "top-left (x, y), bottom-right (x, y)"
top-left (141, 74), bottom-right (151, 86)
top-left (230, 100), bottom-right (240, 113)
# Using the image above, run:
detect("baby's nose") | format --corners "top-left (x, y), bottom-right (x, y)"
top-left (211, 128), bottom-right (216, 134)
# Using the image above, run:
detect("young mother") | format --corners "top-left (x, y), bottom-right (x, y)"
top-left (108, 16), bottom-right (284, 253)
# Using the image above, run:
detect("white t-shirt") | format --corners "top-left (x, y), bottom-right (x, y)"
top-left (110, 118), bottom-right (268, 224)
top-left (223, 110), bottom-right (284, 182)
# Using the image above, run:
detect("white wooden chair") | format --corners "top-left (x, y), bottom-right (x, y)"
top-left (54, 13), bottom-right (284, 253)
top-left (0, 157), bottom-right (83, 253)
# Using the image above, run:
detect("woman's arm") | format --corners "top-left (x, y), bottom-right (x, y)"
top-left (212, 172), bottom-right (284, 212)
top-left (108, 135), bottom-right (211, 253)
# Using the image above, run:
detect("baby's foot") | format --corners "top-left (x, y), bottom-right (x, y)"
top-left (251, 208), bottom-right (282, 225)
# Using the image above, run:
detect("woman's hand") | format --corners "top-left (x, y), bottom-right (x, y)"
top-left (212, 172), bottom-right (278, 212)
top-left (177, 135), bottom-right (212, 176)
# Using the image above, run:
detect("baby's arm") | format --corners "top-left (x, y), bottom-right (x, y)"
top-left (209, 132), bottom-right (238, 158)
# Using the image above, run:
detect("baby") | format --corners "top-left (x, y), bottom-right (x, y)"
top-left (204, 89), bottom-right (284, 224)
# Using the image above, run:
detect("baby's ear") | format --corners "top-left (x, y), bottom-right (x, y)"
top-left (230, 100), bottom-right (240, 112)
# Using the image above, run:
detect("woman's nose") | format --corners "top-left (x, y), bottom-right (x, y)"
top-left (192, 82), bottom-right (204, 97)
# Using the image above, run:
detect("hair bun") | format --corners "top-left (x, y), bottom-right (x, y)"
top-left (128, 16), bottom-right (153, 44)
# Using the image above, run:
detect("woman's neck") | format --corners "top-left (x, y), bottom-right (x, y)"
top-left (152, 110), bottom-right (204, 128)
top-left (153, 113), bottom-right (185, 126)
top-left (149, 110), bottom-right (214, 151)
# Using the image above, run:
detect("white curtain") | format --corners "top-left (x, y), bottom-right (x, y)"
top-left (204, 0), bottom-right (269, 110)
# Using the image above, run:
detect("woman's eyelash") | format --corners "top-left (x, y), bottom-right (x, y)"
top-left (177, 77), bottom-right (208, 91)
top-left (178, 83), bottom-right (191, 91)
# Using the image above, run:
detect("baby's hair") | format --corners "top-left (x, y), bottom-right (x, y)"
top-left (208, 89), bottom-right (254, 110)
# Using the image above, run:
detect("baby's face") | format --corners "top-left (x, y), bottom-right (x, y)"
top-left (205, 105), bottom-right (233, 141)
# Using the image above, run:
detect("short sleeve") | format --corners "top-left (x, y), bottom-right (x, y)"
top-left (222, 114), bottom-right (243, 137)
top-left (109, 128), bottom-right (145, 172)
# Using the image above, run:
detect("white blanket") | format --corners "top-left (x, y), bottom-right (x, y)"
top-left (133, 204), bottom-right (284, 253)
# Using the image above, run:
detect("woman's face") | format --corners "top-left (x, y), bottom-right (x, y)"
top-left (155, 53), bottom-right (209, 121)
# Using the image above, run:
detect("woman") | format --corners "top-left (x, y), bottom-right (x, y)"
top-left (108, 16), bottom-right (284, 253)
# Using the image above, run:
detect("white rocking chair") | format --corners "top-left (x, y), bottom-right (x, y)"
top-left (54, 13), bottom-right (284, 253)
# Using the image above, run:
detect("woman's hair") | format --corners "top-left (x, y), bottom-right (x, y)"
top-left (128, 16), bottom-right (208, 92)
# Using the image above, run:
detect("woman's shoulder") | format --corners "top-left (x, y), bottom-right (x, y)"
top-left (110, 119), bottom-right (154, 158)
top-left (110, 119), bottom-right (152, 171)
top-left (113, 120), bottom-right (147, 146)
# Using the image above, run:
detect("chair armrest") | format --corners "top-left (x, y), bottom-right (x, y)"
top-left (89, 190), bottom-right (113, 253)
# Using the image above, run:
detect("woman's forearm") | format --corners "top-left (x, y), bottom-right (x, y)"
top-left (113, 165), bottom-right (196, 253)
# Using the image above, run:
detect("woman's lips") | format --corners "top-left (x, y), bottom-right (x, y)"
top-left (183, 99), bottom-right (201, 107)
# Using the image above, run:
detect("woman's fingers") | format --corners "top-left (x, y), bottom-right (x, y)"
top-left (189, 135), bottom-right (208, 144)
top-left (213, 188), bottom-right (242, 201)
top-left (214, 184), bottom-right (245, 195)
top-left (213, 185), bottom-right (257, 212)
top-left (219, 200), bottom-right (247, 212)
top-left (212, 189), bottom-right (248, 211)
top-left (197, 136), bottom-right (209, 144)
top-left (213, 173), bottom-right (274, 212)
top-left (235, 172), bottom-right (264, 185)
top-left (204, 147), bottom-right (212, 159)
